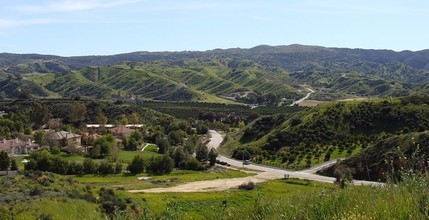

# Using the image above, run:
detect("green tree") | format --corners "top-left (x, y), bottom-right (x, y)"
top-left (10, 159), bottom-right (18, 171)
top-left (27, 150), bottom-right (52, 171)
top-left (196, 123), bottom-right (209, 135)
top-left (127, 155), bottom-right (145, 174)
top-left (96, 109), bottom-right (108, 128)
top-left (155, 135), bottom-right (171, 154)
top-left (129, 112), bottom-right (140, 124)
top-left (196, 144), bottom-right (209, 162)
top-left (147, 155), bottom-right (174, 174)
top-left (33, 130), bottom-right (46, 146)
top-left (0, 151), bottom-right (11, 174)
top-left (30, 102), bottom-right (51, 129)
top-left (208, 148), bottom-right (218, 166)
top-left (91, 134), bottom-right (115, 158)
top-left (168, 130), bottom-right (184, 146)
top-left (83, 158), bottom-right (97, 174)
top-left (130, 130), bottom-right (144, 143)
top-left (98, 161), bottom-right (115, 175)
top-left (173, 146), bottom-right (187, 168)
top-left (69, 102), bottom-right (87, 126)
top-left (184, 156), bottom-right (204, 171)
top-left (50, 146), bottom-right (61, 155)
top-left (122, 137), bottom-right (138, 151)
top-left (118, 114), bottom-right (128, 127)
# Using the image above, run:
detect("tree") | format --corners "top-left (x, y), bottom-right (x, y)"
top-left (47, 119), bottom-right (61, 130)
top-left (50, 146), bottom-right (61, 155)
top-left (127, 155), bottom-right (145, 174)
top-left (33, 130), bottom-right (46, 146)
top-left (27, 150), bottom-right (52, 171)
top-left (147, 155), bottom-right (174, 174)
top-left (0, 151), bottom-right (11, 174)
top-left (184, 156), bottom-right (204, 171)
top-left (69, 102), bottom-right (87, 126)
top-left (98, 161), bottom-right (115, 175)
top-left (96, 109), bottom-right (108, 128)
top-left (30, 102), bottom-right (51, 129)
top-left (208, 148), bottom-right (218, 166)
top-left (83, 158), bottom-right (97, 174)
top-left (196, 123), bottom-right (209, 135)
top-left (173, 146), bottom-right (187, 168)
top-left (122, 137), bottom-right (138, 151)
top-left (118, 114), bottom-right (128, 127)
top-left (130, 130), bottom-right (144, 143)
top-left (129, 112), bottom-right (140, 124)
top-left (91, 134), bottom-right (115, 158)
top-left (168, 130), bottom-right (183, 146)
top-left (195, 144), bottom-right (209, 162)
top-left (10, 159), bottom-right (18, 171)
top-left (155, 135), bottom-right (170, 154)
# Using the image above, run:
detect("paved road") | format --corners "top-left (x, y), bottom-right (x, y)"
top-left (209, 130), bottom-right (383, 186)
top-left (290, 87), bottom-right (315, 106)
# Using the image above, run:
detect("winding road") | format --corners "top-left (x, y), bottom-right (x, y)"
top-left (290, 87), bottom-right (315, 106)
top-left (129, 131), bottom-right (382, 193)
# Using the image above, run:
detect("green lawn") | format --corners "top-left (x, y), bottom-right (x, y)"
top-left (58, 152), bottom-right (86, 162)
top-left (118, 145), bottom-right (160, 163)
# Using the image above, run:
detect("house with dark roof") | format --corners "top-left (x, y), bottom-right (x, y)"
top-left (0, 138), bottom-right (40, 155)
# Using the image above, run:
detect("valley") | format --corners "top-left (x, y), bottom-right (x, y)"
top-left (0, 45), bottom-right (428, 219)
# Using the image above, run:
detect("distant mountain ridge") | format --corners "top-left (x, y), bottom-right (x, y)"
top-left (1, 44), bottom-right (429, 101)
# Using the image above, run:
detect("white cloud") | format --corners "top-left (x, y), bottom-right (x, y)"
top-left (17, 0), bottom-right (142, 13)
top-left (0, 18), bottom-right (53, 28)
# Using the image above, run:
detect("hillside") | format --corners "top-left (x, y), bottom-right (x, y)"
top-left (222, 94), bottom-right (429, 171)
top-left (320, 131), bottom-right (429, 181)
top-left (1, 44), bottom-right (429, 102)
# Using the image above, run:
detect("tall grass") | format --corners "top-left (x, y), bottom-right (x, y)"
top-left (113, 174), bottom-right (429, 219)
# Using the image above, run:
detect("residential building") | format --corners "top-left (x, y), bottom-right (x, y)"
top-left (0, 138), bottom-right (40, 155)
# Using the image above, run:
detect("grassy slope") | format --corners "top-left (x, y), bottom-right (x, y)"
top-left (222, 95), bottom-right (429, 170)
top-left (12, 58), bottom-right (300, 103)
top-left (3, 198), bottom-right (102, 220)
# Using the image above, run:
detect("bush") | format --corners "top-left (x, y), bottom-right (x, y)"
top-left (98, 161), bottom-right (115, 175)
top-left (127, 155), bottom-right (145, 174)
top-left (238, 181), bottom-right (256, 190)
top-left (146, 155), bottom-right (174, 174)
top-left (184, 156), bottom-right (204, 171)
top-left (115, 163), bottom-right (123, 174)
top-left (83, 158), bottom-right (97, 174)
top-left (50, 146), bottom-right (61, 155)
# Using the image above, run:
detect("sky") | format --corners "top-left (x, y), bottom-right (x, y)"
top-left (0, 0), bottom-right (428, 56)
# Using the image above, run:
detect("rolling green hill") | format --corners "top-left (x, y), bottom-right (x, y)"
top-left (222, 94), bottom-right (429, 171)
top-left (1, 44), bottom-right (429, 102)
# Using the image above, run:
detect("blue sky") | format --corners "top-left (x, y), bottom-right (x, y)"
top-left (0, 0), bottom-right (428, 56)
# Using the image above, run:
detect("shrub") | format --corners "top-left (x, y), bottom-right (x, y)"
top-left (127, 155), bottom-right (145, 174)
top-left (98, 161), bottom-right (115, 175)
top-left (147, 155), bottom-right (174, 174)
top-left (184, 156), bottom-right (204, 171)
top-left (238, 181), bottom-right (256, 190)
top-left (114, 163), bottom-right (123, 174)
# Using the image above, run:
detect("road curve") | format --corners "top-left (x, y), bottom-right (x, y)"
top-left (128, 131), bottom-right (383, 193)
top-left (290, 87), bottom-right (315, 106)
top-left (209, 130), bottom-right (383, 187)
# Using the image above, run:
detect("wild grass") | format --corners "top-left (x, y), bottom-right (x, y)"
top-left (75, 167), bottom-right (253, 190)
top-left (112, 174), bottom-right (429, 219)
